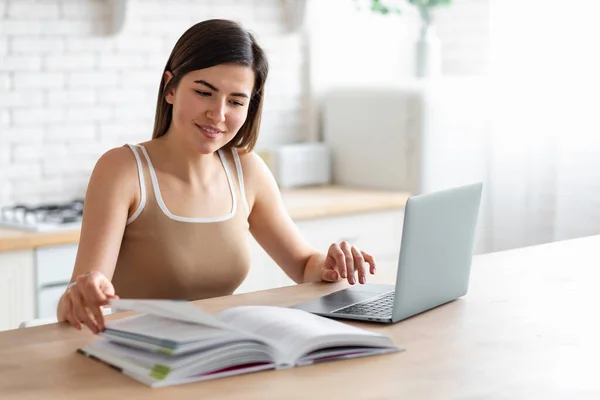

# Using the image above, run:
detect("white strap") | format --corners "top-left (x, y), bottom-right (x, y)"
top-left (232, 148), bottom-right (250, 216)
top-left (138, 146), bottom-right (236, 222)
top-left (125, 144), bottom-right (146, 224)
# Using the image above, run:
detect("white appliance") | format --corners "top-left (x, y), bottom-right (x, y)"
top-left (0, 199), bottom-right (83, 318)
top-left (257, 142), bottom-right (331, 189)
top-left (321, 77), bottom-right (490, 195)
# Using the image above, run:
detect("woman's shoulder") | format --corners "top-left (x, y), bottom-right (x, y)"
top-left (232, 148), bottom-right (279, 210)
top-left (92, 145), bottom-right (142, 181)
top-left (233, 149), bottom-right (273, 184)
top-left (83, 145), bottom-right (143, 220)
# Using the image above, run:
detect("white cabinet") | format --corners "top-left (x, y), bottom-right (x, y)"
top-left (0, 244), bottom-right (78, 331)
top-left (35, 244), bottom-right (78, 319)
top-left (0, 250), bottom-right (35, 331)
top-left (36, 285), bottom-right (67, 321)
top-left (236, 209), bottom-right (404, 294)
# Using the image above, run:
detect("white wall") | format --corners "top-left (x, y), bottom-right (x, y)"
top-left (303, 0), bottom-right (489, 140)
top-left (486, 0), bottom-right (600, 252)
top-left (305, 0), bottom-right (489, 90)
top-left (0, 0), bottom-right (489, 207)
top-left (0, 0), bottom-right (307, 206)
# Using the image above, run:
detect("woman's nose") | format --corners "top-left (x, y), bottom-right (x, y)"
top-left (206, 101), bottom-right (225, 123)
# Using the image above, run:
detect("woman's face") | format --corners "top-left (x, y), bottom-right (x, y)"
top-left (165, 64), bottom-right (255, 154)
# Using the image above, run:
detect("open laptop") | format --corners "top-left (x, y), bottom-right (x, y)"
top-left (292, 182), bottom-right (483, 324)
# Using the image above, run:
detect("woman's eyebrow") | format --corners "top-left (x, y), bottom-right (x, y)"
top-left (194, 79), bottom-right (249, 98)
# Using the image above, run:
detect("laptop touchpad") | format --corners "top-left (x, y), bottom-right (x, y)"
top-left (295, 284), bottom-right (393, 313)
top-left (324, 288), bottom-right (377, 305)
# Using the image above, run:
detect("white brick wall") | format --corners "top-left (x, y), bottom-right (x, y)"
top-left (0, 0), bottom-right (307, 205)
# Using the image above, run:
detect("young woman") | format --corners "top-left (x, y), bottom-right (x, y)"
top-left (57, 19), bottom-right (377, 333)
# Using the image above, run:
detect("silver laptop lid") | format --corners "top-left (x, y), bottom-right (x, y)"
top-left (392, 182), bottom-right (483, 322)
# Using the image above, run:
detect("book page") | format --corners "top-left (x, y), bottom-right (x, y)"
top-left (109, 299), bottom-right (237, 332)
top-left (105, 299), bottom-right (262, 354)
top-left (104, 314), bottom-right (250, 351)
top-left (217, 306), bottom-right (396, 366)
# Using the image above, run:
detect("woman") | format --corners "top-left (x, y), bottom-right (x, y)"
top-left (57, 19), bottom-right (377, 333)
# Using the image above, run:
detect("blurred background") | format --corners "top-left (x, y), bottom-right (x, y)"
top-left (1, 0), bottom-right (600, 328)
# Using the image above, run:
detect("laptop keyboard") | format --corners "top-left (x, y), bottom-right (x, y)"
top-left (332, 291), bottom-right (395, 318)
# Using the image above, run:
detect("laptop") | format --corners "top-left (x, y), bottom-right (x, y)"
top-left (292, 182), bottom-right (483, 324)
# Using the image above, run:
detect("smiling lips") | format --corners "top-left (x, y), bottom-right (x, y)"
top-left (196, 124), bottom-right (224, 140)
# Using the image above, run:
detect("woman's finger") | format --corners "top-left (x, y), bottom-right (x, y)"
top-left (321, 268), bottom-right (339, 282)
top-left (86, 308), bottom-right (102, 332)
top-left (328, 243), bottom-right (347, 279)
top-left (87, 304), bottom-right (106, 332)
top-left (352, 246), bottom-right (367, 284)
top-left (361, 251), bottom-right (377, 274)
top-left (81, 280), bottom-right (110, 331)
top-left (340, 241), bottom-right (355, 284)
top-left (70, 288), bottom-right (99, 334)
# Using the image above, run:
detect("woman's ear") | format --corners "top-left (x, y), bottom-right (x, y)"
top-left (163, 71), bottom-right (175, 104)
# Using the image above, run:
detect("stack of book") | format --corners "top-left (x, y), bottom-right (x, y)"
top-left (77, 299), bottom-right (402, 387)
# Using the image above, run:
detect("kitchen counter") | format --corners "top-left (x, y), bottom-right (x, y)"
top-left (0, 186), bottom-right (410, 253)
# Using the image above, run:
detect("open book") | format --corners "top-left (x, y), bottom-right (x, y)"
top-left (77, 299), bottom-right (402, 387)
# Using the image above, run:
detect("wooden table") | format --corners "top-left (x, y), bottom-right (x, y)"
top-left (2, 235), bottom-right (599, 399)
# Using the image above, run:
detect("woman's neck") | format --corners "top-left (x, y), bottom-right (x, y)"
top-left (150, 131), bottom-right (223, 187)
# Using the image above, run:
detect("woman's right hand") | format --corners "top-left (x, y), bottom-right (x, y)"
top-left (57, 271), bottom-right (118, 333)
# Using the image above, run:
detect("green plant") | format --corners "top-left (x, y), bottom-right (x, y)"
top-left (366, 0), bottom-right (403, 15)
top-left (357, 0), bottom-right (452, 24)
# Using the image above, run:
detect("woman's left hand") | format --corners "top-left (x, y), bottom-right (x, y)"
top-left (321, 241), bottom-right (376, 284)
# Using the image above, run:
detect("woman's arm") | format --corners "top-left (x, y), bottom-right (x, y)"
top-left (241, 152), bottom-right (374, 285)
top-left (57, 146), bottom-right (140, 330)
top-left (70, 147), bottom-right (140, 282)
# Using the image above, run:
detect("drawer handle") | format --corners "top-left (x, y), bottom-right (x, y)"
top-left (40, 281), bottom-right (70, 290)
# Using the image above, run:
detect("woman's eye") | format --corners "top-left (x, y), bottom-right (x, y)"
top-left (230, 100), bottom-right (244, 107)
top-left (195, 90), bottom-right (211, 96)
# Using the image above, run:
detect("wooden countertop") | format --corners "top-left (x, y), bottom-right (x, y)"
top-left (0, 186), bottom-right (410, 253)
top-left (279, 185), bottom-right (409, 220)
top-left (1, 235), bottom-right (599, 399)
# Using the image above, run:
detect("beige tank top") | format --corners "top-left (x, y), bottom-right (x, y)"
top-left (111, 144), bottom-right (251, 301)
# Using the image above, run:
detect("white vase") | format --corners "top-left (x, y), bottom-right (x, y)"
top-left (415, 22), bottom-right (442, 78)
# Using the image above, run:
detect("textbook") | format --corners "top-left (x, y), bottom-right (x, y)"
top-left (77, 299), bottom-right (402, 387)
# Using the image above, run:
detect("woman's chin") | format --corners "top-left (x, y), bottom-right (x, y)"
top-left (192, 140), bottom-right (224, 155)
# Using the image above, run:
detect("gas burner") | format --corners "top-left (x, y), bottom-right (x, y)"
top-left (0, 199), bottom-right (85, 232)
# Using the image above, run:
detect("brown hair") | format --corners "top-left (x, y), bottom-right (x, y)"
top-left (152, 19), bottom-right (269, 152)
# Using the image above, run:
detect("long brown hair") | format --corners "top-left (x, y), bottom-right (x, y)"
top-left (152, 19), bottom-right (269, 152)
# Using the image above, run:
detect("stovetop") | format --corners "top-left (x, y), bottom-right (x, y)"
top-left (0, 199), bottom-right (84, 232)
